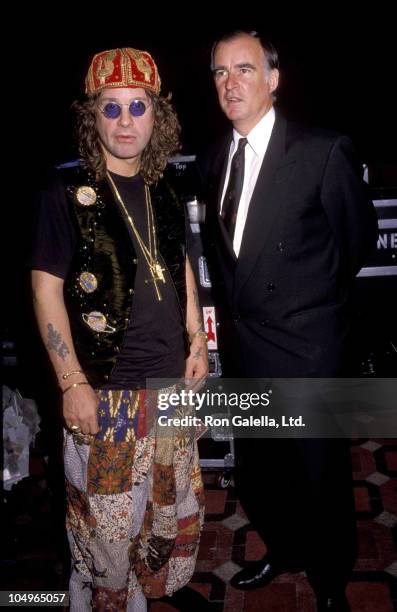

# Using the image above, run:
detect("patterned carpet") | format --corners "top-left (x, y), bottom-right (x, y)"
top-left (151, 438), bottom-right (397, 612)
top-left (2, 439), bottom-right (396, 611)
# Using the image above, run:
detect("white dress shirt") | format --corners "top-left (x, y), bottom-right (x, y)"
top-left (220, 107), bottom-right (276, 256)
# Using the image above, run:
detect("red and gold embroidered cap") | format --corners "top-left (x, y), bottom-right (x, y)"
top-left (85, 47), bottom-right (161, 95)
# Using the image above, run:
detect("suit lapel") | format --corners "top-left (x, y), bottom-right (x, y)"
top-left (215, 135), bottom-right (237, 262)
top-left (216, 137), bottom-right (231, 214)
top-left (234, 114), bottom-right (287, 296)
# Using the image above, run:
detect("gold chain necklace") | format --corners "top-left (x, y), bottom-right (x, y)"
top-left (106, 171), bottom-right (165, 301)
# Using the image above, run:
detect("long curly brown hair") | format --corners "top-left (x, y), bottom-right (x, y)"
top-left (72, 91), bottom-right (181, 184)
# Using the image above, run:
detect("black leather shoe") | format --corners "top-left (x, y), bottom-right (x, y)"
top-left (230, 558), bottom-right (283, 590)
top-left (316, 593), bottom-right (350, 611)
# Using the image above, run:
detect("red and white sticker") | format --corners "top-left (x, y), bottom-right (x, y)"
top-left (203, 306), bottom-right (218, 350)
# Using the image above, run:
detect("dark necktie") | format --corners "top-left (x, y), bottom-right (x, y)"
top-left (221, 137), bottom-right (248, 240)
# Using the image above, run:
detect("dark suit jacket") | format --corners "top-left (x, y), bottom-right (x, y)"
top-left (199, 113), bottom-right (378, 377)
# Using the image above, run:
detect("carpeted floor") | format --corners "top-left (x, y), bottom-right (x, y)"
top-left (153, 438), bottom-right (397, 612)
top-left (2, 439), bottom-right (396, 611)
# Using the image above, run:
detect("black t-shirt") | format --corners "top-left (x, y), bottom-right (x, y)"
top-left (30, 171), bottom-right (186, 389)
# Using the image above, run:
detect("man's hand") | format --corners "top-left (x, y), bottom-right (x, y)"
top-left (63, 384), bottom-right (100, 435)
top-left (31, 270), bottom-right (100, 437)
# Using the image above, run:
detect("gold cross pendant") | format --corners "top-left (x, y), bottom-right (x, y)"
top-left (151, 262), bottom-right (166, 283)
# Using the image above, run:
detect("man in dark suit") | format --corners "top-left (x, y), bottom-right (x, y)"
top-left (199, 30), bottom-right (377, 611)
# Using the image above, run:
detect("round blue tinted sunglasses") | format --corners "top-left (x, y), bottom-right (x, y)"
top-left (99, 99), bottom-right (151, 119)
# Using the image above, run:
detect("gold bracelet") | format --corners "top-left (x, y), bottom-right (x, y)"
top-left (62, 382), bottom-right (90, 395)
top-left (62, 369), bottom-right (84, 380)
top-left (190, 331), bottom-right (208, 341)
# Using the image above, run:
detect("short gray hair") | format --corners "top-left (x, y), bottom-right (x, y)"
top-left (210, 30), bottom-right (279, 75)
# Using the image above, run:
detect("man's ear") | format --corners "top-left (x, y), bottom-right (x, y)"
top-left (268, 69), bottom-right (280, 93)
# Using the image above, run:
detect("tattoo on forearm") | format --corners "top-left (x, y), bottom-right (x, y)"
top-left (194, 347), bottom-right (203, 360)
top-left (189, 288), bottom-right (204, 334)
top-left (193, 289), bottom-right (200, 310)
top-left (46, 323), bottom-right (70, 360)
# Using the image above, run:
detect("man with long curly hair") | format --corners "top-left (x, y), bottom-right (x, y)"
top-left (30, 47), bottom-right (207, 611)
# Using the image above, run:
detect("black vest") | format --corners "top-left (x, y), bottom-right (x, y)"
top-left (60, 165), bottom-right (188, 387)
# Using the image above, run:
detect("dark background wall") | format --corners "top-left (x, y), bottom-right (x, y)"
top-left (4, 10), bottom-right (396, 388)
top-left (21, 12), bottom-right (396, 178)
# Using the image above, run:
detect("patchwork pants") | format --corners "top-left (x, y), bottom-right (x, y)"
top-left (64, 389), bottom-right (204, 611)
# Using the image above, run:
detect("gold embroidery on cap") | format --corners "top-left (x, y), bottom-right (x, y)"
top-left (76, 186), bottom-right (97, 206)
top-left (127, 49), bottom-right (152, 83)
top-left (97, 50), bottom-right (117, 86)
